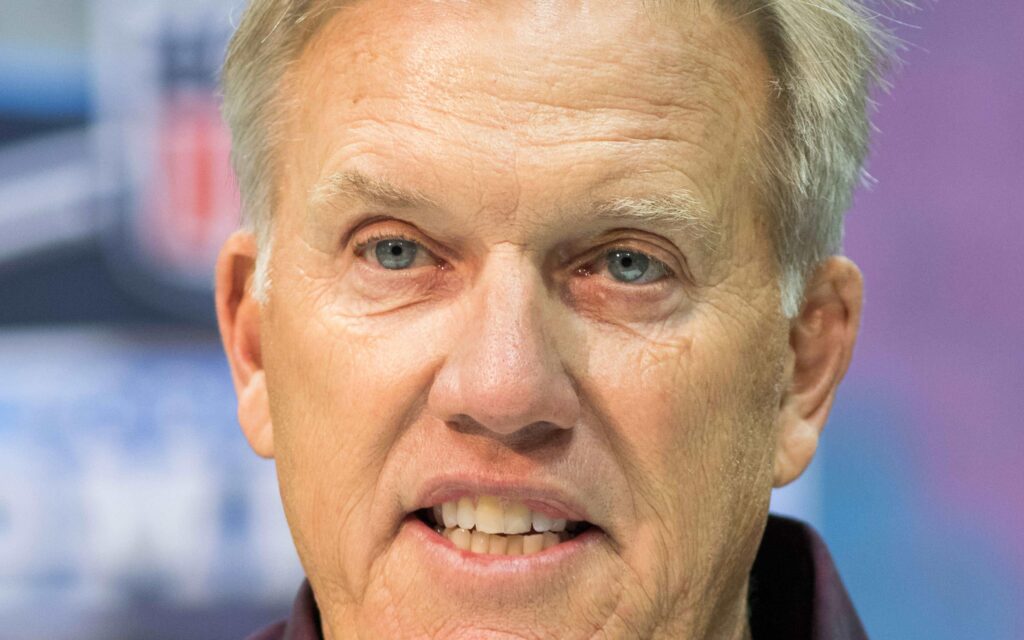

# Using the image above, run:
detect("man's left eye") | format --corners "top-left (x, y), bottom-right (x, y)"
top-left (368, 238), bottom-right (425, 270)
top-left (603, 249), bottom-right (670, 284)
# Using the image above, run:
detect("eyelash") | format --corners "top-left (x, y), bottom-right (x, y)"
top-left (353, 231), bottom-right (429, 258)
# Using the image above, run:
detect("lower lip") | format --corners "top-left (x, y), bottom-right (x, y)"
top-left (401, 514), bottom-right (606, 584)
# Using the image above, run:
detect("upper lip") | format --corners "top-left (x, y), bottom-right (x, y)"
top-left (410, 473), bottom-right (597, 525)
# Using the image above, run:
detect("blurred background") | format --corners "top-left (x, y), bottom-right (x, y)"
top-left (0, 1), bottom-right (1020, 638)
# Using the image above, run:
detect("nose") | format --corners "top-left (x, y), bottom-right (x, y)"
top-left (427, 253), bottom-right (581, 438)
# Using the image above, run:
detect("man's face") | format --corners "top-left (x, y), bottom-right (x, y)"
top-left (259, 1), bottom-right (787, 637)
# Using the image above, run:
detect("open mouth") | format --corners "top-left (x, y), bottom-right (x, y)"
top-left (415, 495), bottom-right (596, 556)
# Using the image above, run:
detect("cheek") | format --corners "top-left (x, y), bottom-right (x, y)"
top-left (583, 324), bottom-right (729, 475)
top-left (263, 284), bottom-right (455, 594)
top-left (581, 317), bottom-right (780, 581)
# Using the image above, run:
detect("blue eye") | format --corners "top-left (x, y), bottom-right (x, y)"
top-left (605, 249), bottom-right (667, 283)
top-left (374, 238), bottom-right (419, 269)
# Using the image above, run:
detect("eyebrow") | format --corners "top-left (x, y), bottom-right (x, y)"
top-left (309, 170), bottom-right (441, 211)
top-left (587, 192), bottom-right (724, 261)
top-left (309, 169), bottom-right (724, 261)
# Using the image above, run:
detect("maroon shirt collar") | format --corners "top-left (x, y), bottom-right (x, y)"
top-left (247, 515), bottom-right (866, 640)
top-left (749, 515), bottom-right (868, 640)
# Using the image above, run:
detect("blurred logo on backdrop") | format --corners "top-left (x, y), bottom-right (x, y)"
top-left (0, 4), bottom-right (306, 637)
top-left (94, 0), bottom-right (240, 321)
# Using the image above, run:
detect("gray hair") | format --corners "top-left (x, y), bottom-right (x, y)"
top-left (221, 0), bottom-right (902, 316)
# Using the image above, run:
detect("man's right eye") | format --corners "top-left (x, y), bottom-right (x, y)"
top-left (354, 234), bottom-right (437, 270)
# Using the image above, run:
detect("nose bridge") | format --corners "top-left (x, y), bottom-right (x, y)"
top-left (477, 253), bottom-right (544, 372)
top-left (429, 250), bottom-right (580, 435)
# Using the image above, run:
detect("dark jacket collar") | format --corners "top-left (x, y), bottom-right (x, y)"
top-left (247, 515), bottom-right (866, 640)
top-left (749, 515), bottom-right (868, 640)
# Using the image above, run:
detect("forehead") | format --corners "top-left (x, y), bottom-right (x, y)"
top-left (281, 0), bottom-right (770, 235)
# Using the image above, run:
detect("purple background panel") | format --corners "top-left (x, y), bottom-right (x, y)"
top-left (825, 2), bottom-right (1024, 637)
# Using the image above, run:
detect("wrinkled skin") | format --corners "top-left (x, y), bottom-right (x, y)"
top-left (216, 1), bottom-right (864, 638)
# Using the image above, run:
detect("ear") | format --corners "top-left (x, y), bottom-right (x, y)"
top-left (773, 256), bottom-right (863, 487)
top-left (215, 230), bottom-right (274, 458)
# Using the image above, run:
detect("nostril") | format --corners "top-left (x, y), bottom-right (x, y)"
top-left (445, 416), bottom-right (575, 452)
top-left (445, 414), bottom-right (487, 435)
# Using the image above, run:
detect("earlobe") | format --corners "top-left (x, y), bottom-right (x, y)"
top-left (215, 230), bottom-right (274, 458)
top-left (773, 412), bottom-right (821, 487)
top-left (773, 257), bottom-right (863, 487)
top-left (239, 370), bottom-right (274, 458)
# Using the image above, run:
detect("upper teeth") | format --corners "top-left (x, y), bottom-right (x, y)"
top-left (434, 495), bottom-right (570, 535)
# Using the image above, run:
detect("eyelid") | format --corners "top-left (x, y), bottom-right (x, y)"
top-left (349, 221), bottom-right (448, 265)
top-left (578, 242), bottom-right (680, 280)
top-left (352, 230), bottom-right (423, 256)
